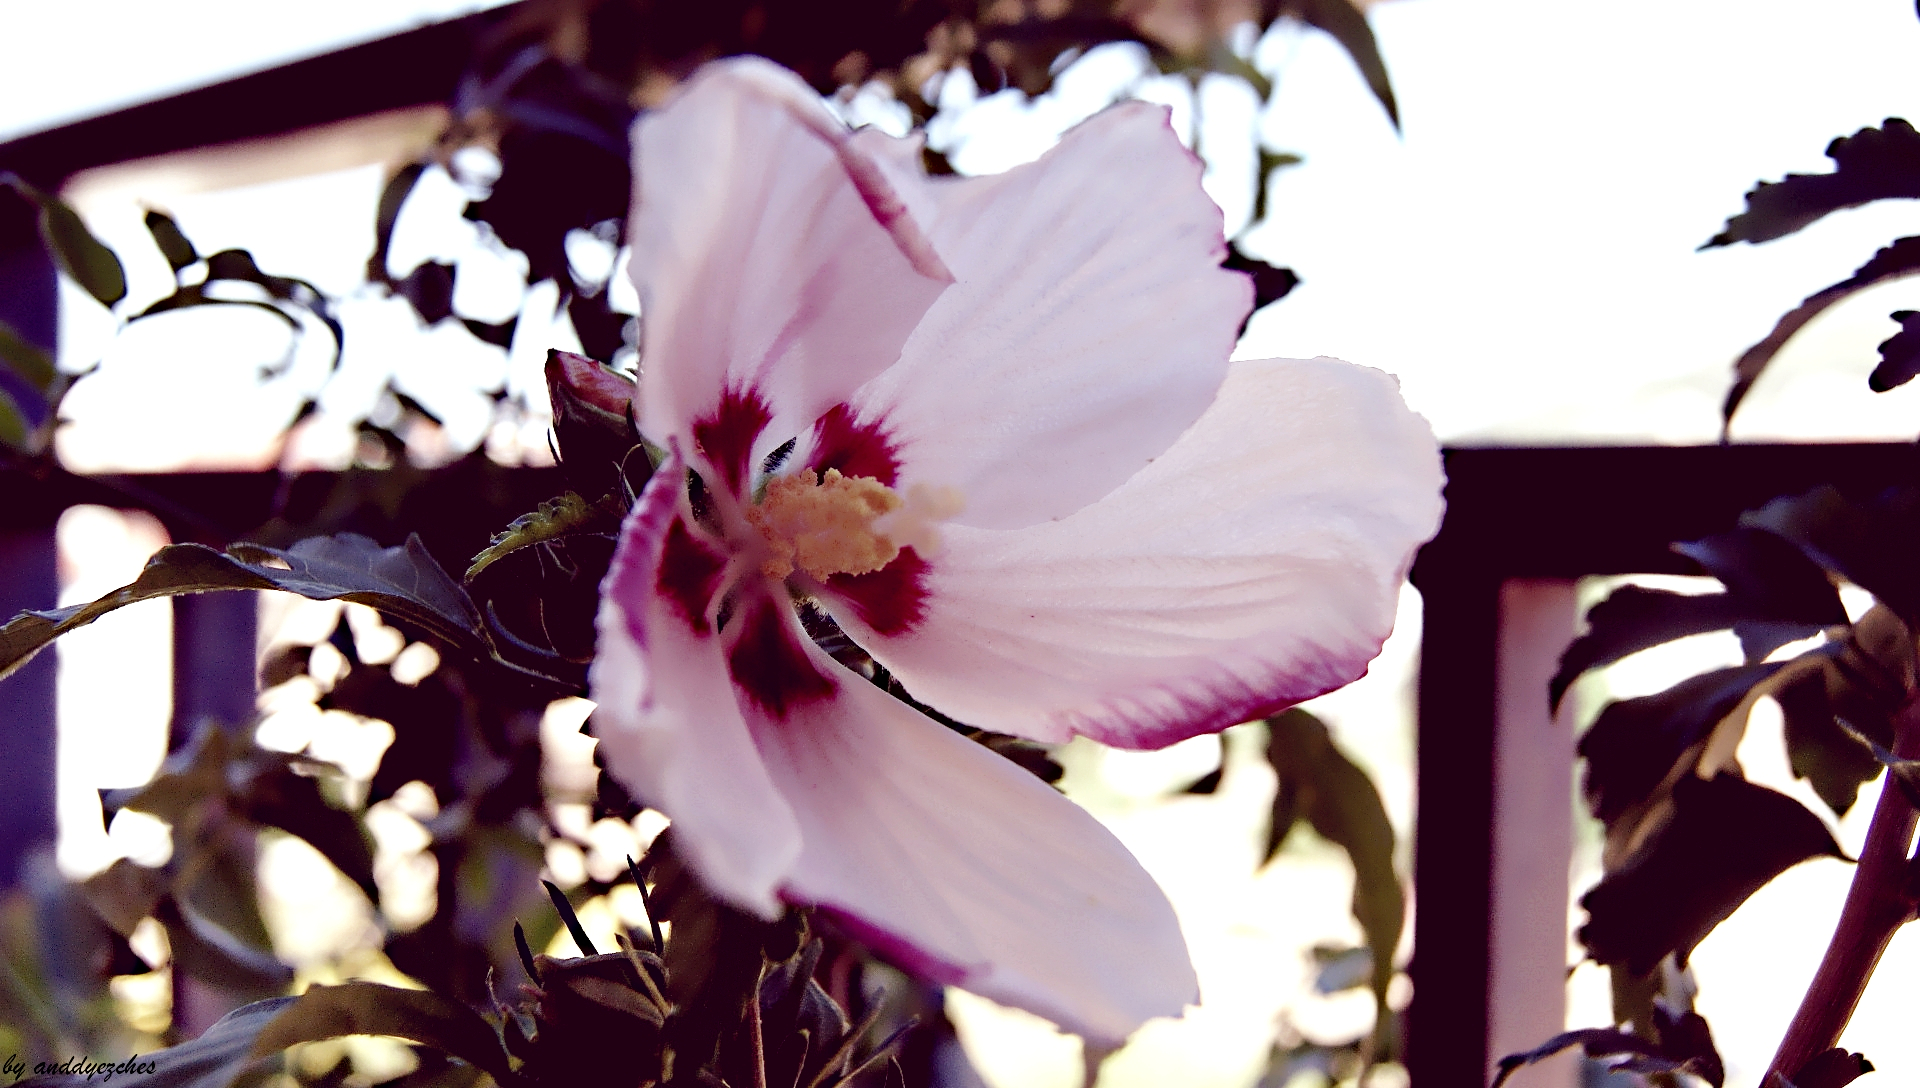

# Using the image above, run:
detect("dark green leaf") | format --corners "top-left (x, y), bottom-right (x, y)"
top-left (1705, 119), bottom-right (1920, 247)
top-left (1251, 148), bottom-right (1304, 224)
top-left (1281, 0), bottom-right (1398, 128)
top-left (21, 996), bottom-right (296, 1087)
top-left (1744, 485), bottom-right (1920, 627)
top-left (1579, 662), bottom-right (1784, 824)
top-left (1869, 309), bottom-right (1920, 391)
top-left (0, 316), bottom-right (56, 390)
top-left (1579, 774), bottom-right (1843, 975)
top-left (1, 172), bottom-right (127, 307)
top-left (1777, 669), bottom-right (1882, 817)
top-left (0, 387), bottom-right (27, 451)
top-left (249, 981), bottom-right (521, 1086)
top-left (1722, 236), bottom-right (1920, 427)
top-left (144, 209), bottom-right (198, 273)
top-left (1264, 710), bottom-right (1402, 1037)
top-left (0, 534), bottom-right (487, 683)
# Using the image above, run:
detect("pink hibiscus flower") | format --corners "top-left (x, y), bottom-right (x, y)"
top-left (588, 58), bottom-right (1443, 1044)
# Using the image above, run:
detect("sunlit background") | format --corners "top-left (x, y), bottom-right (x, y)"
top-left (14, 0), bottom-right (1920, 1085)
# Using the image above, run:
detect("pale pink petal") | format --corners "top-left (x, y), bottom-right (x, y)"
top-left (745, 642), bottom-right (1196, 1044)
top-left (828, 357), bottom-right (1444, 748)
top-left (627, 59), bottom-right (950, 487)
top-left (590, 451), bottom-right (800, 915)
top-left (829, 105), bottom-right (1252, 529)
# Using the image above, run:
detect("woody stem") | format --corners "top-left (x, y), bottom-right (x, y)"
top-left (1764, 694), bottom-right (1920, 1082)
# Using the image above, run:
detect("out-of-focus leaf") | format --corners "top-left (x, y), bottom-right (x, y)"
top-left (79, 859), bottom-right (165, 937)
top-left (1222, 244), bottom-right (1299, 326)
top-left (370, 162), bottom-right (428, 283)
top-left (464, 316), bottom-right (517, 348)
top-left (1722, 236), bottom-right (1920, 426)
top-left (22, 996), bottom-right (296, 1087)
top-left (1181, 767), bottom-right (1223, 795)
top-left (0, 317), bottom-right (56, 390)
top-left (566, 291), bottom-right (633, 364)
top-left (144, 209), bottom-right (198, 273)
top-left (1777, 669), bottom-right (1882, 818)
top-left (249, 981), bottom-right (521, 1085)
top-left (0, 534), bottom-right (490, 683)
top-left (0, 388), bottom-right (27, 450)
top-left (1869, 309), bottom-right (1920, 391)
top-left (1493, 1027), bottom-right (1690, 1088)
top-left (1264, 710), bottom-right (1402, 1045)
top-left (134, 287), bottom-right (301, 329)
top-left (398, 261), bottom-right (457, 325)
top-left (1705, 119), bottom-right (1920, 247)
top-left (1251, 148), bottom-right (1304, 224)
top-left (1310, 944), bottom-right (1372, 994)
top-left (131, 247), bottom-right (343, 366)
top-left (1579, 662), bottom-right (1784, 824)
top-left (1744, 485), bottom-right (1920, 627)
top-left (1, 172), bottom-right (126, 307)
top-left (154, 894), bottom-right (294, 998)
top-left (1280, 0), bottom-right (1398, 128)
top-left (240, 767), bottom-right (378, 904)
top-left (970, 731), bottom-right (1065, 784)
top-left (1579, 773), bottom-right (1842, 975)
top-left (467, 492), bottom-right (623, 583)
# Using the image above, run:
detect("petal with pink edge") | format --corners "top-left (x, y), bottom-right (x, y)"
top-left (834, 105), bottom-right (1252, 529)
top-left (590, 452), bottom-right (800, 915)
top-left (628, 59), bottom-right (950, 483)
top-left (829, 357), bottom-right (1444, 749)
top-left (745, 642), bottom-right (1196, 1044)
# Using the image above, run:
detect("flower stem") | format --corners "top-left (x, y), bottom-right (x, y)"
top-left (1764, 697), bottom-right (1920, 1082)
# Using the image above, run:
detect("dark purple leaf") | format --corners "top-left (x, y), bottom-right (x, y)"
top-left (1579, 662), bottom-right (1784, 824)
top-left (1869, 309), bottom-right (1920, 391)
top-left (1723, 236), bottom-right (1920, 426)
top-left (1706, 119), bottom-right (1920, 247)
top-left (1579, 774), bottom-right (1842, 975)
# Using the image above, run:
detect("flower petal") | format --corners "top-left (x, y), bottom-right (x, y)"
top-left (747, 645), bottom-right (1196, 1043)
top-left (833, 104), bottom-right (1252, 528)
top-left (830, 357), bottom-right (1444, 748)
top-left (590, 450), bottom-right (800, 915)
top-left (628, 59), bottom-right (951, 487)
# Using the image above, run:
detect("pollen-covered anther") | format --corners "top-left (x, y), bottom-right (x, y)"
top-left (748, 468), bottom-right (905, 580)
